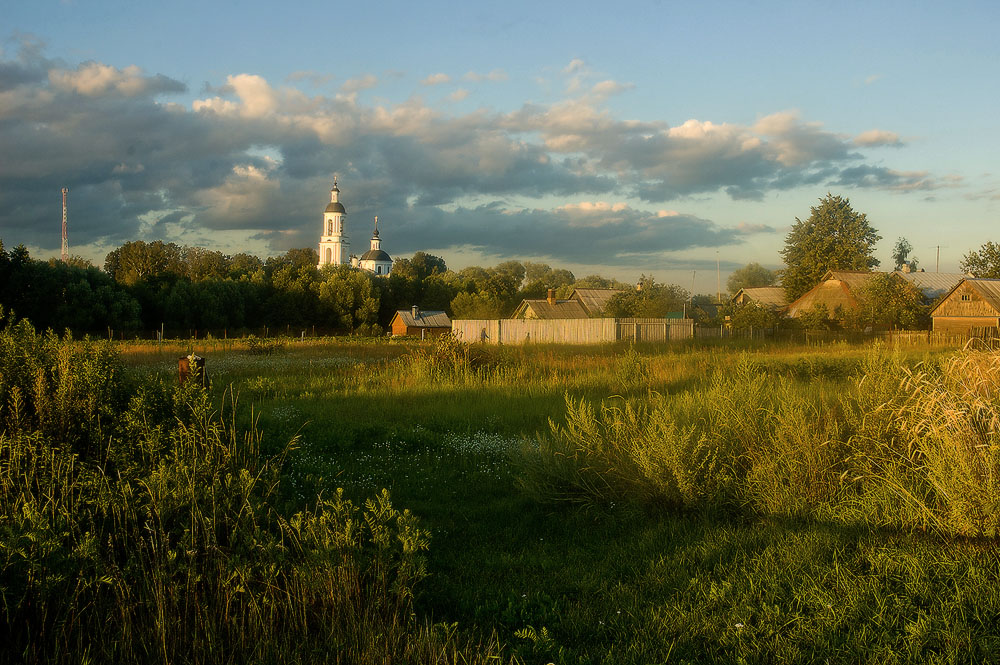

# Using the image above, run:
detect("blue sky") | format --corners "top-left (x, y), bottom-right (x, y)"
top-left (2, 0), bottom-right (998, 292)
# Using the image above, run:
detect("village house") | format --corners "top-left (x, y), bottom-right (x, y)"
top-left (389, 306), bottom-right (452, 338)
top-left (731, 286), bottom-right (787, 311)
top-left (785, 269), bottom-right (967, 320)
top-left (510, 288), bottom-right (624, 320)
top-left (784, 271), bottom-right (877, 318)
top-left (929, 278), bottom-right (1000, 335)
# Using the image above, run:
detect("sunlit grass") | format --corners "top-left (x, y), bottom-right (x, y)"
top-left (100, 334), bottom-right (1000, 663)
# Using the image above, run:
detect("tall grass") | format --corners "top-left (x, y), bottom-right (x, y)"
top-left (853, 351), bottom-right (1000, 536)
top-left (521, 346), bottom-right (1000, 538)
top-left (0, 313), bottom-right (513, 664)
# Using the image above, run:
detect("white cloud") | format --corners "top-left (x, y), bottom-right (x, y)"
top-left (421, 73), bottom-right (451, 86)
top-left (48, 61), bottom-right (183, 97)
top-left (340, 74), bottom-right (378, 93)
top-left (228, 74), bottom-right (279, 117)
top-left (590, 79), bottom-right (633, 99)
top-left (557, 201), bottom-right (629, 213)
top-left (0, 46), bottom-right (955, 263)
top-left (734, 222), bottom-right (776, 234)
top-left (563, 59), bottom-right (586, 75)
top-left (463, 69), bottom-right (508, 82)
top-left (286, 70), bottom-right (334, 87)
top-left (854, 129), bottom-right (903, 147)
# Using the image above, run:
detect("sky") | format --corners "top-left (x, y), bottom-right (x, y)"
top-left (2, 0), bottom-right (998, 293)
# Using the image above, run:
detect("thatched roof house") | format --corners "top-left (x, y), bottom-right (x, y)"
top-left (785, 271), bottom-right (875, 318)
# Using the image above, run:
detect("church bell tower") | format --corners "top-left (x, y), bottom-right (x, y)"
top-left (318, 177), bottom-right (349, 267)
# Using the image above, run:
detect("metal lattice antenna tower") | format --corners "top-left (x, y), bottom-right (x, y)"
top-left (61, 188), bottom-right (69, 262)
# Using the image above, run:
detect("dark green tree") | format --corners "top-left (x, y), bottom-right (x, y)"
top-left (726, 262), bottom-right (777, 295)
top-left (891, 237), bottom-right (918, 271)
top-left (606, 277), bottom-right (688, 318)
top-left (842, 273), bottom-right (929, 331)
top-left (726, 302), bottom-right (780, 331)
top-left (960, 241), bottom-right (1000, 278)
top-left (780, 194), bottom-right (881, 301)
top-left (104, 240), bottom-right (185, 285)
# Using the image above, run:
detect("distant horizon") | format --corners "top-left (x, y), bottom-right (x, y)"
top-left (3, 1), bottom-right (998, 293)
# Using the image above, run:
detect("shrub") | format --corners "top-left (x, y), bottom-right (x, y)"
top-left (244, 333), bottom-right (286, 355)
top-left (519, 393), bottom-right (726, 512)
top-left (411, 332), bottom-right (509, 382)
top-left (0, 317), bottom-right (510, 663)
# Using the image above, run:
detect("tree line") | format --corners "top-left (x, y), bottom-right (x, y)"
top-left (3, 193), bottom-right (999, 337)
top-left (0, 239), bottom-right (688, 336)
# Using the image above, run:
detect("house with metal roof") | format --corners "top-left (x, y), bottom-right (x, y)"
top-left (929, 278), bottom-right (1000, 334)
top-left (785, 268), bottom-right (970, 324)
top-left (390, 306), bottom-right (452, 337)
top-left (892, 270), bottom-right (968, 301)
top-left (569, 288), bottom-right (626, 316)
top-left (731, 286), bottom-right (787, 310)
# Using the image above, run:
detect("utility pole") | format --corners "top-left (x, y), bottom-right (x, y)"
top-left (936, 245), bottom-right (940, 273)
top-left (61, 188), bottom-right (68, 263)
top-left (716, 251), bottom-right (721, 304)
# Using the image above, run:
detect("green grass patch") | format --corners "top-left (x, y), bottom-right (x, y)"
top-left (8, 328), bottom-right (999, 664)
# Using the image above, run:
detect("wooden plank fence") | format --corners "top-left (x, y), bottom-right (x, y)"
top-left (451, 318), bottom-right (694, 345)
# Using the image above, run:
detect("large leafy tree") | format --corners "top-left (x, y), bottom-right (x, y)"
top-left (960, 241), bottom-right (1000, 278)
top-left (891, 237), bottom-right (918, 271)
top-left (780, 194), bottom-right (881, 301)
top-left (606, 276), bottom-right (688, 318)
top-left (726, 262), bottom-right (777, 295)
top-left (842, 273), bottom-right (929, 331)
top-left (104, 240), bottom-right (185, 285)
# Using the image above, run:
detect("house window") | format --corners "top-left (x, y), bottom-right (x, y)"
top-left (961, 294), bottom-right (972, 301)
top-left (377, 265), bottom-right (382, 274)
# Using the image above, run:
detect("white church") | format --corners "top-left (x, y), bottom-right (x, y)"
top-left (317, 178), bottom-right (393, 276)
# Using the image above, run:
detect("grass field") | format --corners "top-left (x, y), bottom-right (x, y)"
top-left (114, 335), bottom-right (1000, 663)
top-left (5, 329), bottom-right (1000, 663)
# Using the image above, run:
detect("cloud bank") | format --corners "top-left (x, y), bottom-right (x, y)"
top-left (0, 44), bottom-right (950, 268)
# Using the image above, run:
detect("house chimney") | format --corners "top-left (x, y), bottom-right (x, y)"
top-left (411, 305), bottom-right (420, 319)
top-left (547, 289), bottom-right (556, 305)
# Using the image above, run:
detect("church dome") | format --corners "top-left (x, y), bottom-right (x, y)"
top-left (360, 248), bottom-right (392, 262)
top-left (325, 201), bottom-right (346, 214)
